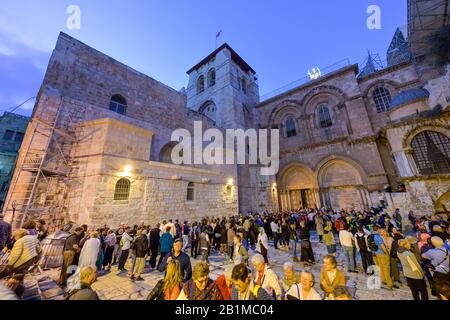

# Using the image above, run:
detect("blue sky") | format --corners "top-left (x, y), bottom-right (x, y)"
top-left (0, 0), bottom-right (407, 117)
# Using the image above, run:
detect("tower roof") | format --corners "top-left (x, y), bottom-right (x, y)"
top-left (187, 43), bottom-right (256, 75)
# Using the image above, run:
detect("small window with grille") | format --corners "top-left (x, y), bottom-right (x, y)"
top-left (114, 178), bottom-right (130, 200)
top-left (197, 76), bottom-right (205, 94)
top-left (411, 131), bottom-right (450, 175)
top-left (372, 87), bottom-right (392, 113)
top-left (187, 182), bottom-right (195, 202)
top-left (318, 105), bottom-right (332, 128)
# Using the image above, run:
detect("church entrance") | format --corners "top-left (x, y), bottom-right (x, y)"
top-left (278, 164), bottom-right (320, 211)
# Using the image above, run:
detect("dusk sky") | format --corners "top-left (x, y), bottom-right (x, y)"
top-left (0, 0), bottom-right (407, 117)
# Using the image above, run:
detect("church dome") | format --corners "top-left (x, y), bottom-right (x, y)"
top-left (389, 88), bottom-right (430, 109)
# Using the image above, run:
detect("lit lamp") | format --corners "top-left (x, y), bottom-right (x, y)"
top-left (227, 178), bottom-right (234, 186)
top-left (119, 165), bottom-right (133, 177)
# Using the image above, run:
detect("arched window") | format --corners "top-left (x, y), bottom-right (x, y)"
top-left (200, 101), bottom-right (217, 122)
top-left (411, 131), bottom-right (450, 175)
top-left (114, 178), bottom-right (130, 200)
top-left (241, 77), bottom-right (247, 94)
top-left (187, 182), bottom-right (195, 202)
top-left (318, 105), bottom-right (332, 128)
top-left (197, 76), bottom-right (205, 94)
top-left (208, 69), bottom-right (216, 87)
top-left (285, 117), bottom-right (297, 137)
top-left (109, 95), bottom-right (127, 115)
top-left (372, 87), bottom-right (392, 113)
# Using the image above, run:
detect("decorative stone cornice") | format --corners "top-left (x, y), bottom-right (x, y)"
top-left (399, 173), bottom-right (450, 182)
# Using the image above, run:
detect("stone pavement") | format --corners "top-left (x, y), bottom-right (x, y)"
top-left (20, 232), bottom-right (432, 300)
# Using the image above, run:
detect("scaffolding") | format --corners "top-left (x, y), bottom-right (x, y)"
top-left (3, 93), bottom-right (80, 231)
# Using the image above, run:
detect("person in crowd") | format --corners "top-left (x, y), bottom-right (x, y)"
top-left (117, 226), bottom-right (133, 273)
top-left (59, 227), bottom-right (83, 285)
top-left (177, 262), bottom-right (223, 300)
top-left (231, 263), bottom-right (273, 300)
top-left (422, 237), bottom-right (449, 278)
top-left (354, 225), bottom-right (373, 274)
top-left (0, 214), bottom-right (11, 252)
top-left (319, 255), bottom-right (346, 298)
top-left (148, 224), bottom-right (160, 269)
top-left (65, 265), bottom-right (100, 300)
top-left (181, 221), bottom-right (190, 252)
top-left (22, 220), bottom-right (37, 236)
top-left (131, 229), bottom-right (148, 281)
top-left (189, 222), bottom-right (200, 259)
top-left (397, 239), bottom-right (428, 300)
top-left (299, 221), bottom-right (315, 265)
top-left (323, 223), bottom-right (336, 257)
top-left (1, 229), bottom-right (41, 279)
top-left (333, 285), bottom-right (353, 300)
top-left (434, 280), bottom-right (450, 301)
top-left (270, 219), bottom-right (280, 250)
top-left (147, 259), bottom-right (183, 300)
top-left (158, 225), bottom-right (174, 269)
top-left (78, 231), bottom-right (101, 270)
top-left (281, 262), bottom-right (300, 294)
top-left (251, 254), bottom-right (282, 299)
top-left (158, 238), bottom-right (192, 282)
top-left (36, 219), bottom-right (48, 242)
top-left (315, 213), bottom-right (325, 243)
top-left (199, 227), bottom-right (211, 262)
top-left (281, 219), bottom-right (289, 249)
top-left (102, 229), bottom-right (116, 271)
top-left (256, 227), bottom-right (269, 264)
top-left (215, 266), bottom-right (234, 300)
top-left (288, 222), bottom-right (298, 262)
top-left (227, 223), bottom-right (235, 262)
top-left (233, 234), bottom-right (249, 266)
top-left (372, 225), bottom-right (395, 290)
top-left (339, 225), bottom-right (357, 273)
top-left (285, 271), bottom-right (321, 300)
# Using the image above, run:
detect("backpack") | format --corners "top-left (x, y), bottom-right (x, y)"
top-left (366, 234), bottom-right (378, 252)
top-left (355, 233), bottom-right (368, 252)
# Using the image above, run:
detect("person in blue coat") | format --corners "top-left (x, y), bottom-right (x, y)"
top-left (158, 226), bottom-right (174, 269)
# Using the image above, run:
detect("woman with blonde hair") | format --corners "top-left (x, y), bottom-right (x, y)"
top-left (147, 259), bottom-right (183, 300)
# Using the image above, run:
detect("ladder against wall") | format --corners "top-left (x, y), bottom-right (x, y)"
top-left (2, 88), bottom-right (76, 230)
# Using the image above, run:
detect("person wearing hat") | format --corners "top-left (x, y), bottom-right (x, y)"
top-left (158, 238), bottom-right (192, 282)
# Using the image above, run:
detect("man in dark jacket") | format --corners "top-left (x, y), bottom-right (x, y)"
top-left (149, 225), bottom-right (160, 269)
top-left (158, 239), bottom-right (192, 281)
top-left (131, 229), bottom-right (148, 281)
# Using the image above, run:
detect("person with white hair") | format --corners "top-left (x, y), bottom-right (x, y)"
top-left (251, 253), bottom-right (282, 299)
top-left (281, 262), bottom-right (300, 293)
top-left (422, 236), bottom-right (449, 275)
top-left (285, 271), bottom-right (322, 300)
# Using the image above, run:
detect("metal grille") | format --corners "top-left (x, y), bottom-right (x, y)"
top-left (412, 131), bottom-right (450, 175)
top-left (318, 105), bottom-right (332, 128)
top-left (187, 182), bottom-right (195, 201)
top-left (114, 178), bottom-right (130, 200)
top-left (372, 87), bottom-right (392, 113)
top-left (285, 118), bottom-right (297, 137)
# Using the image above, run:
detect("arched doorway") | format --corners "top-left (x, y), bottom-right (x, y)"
top-left (317, 159), bottom-right (367, 211)
top-left (278, 164), bottom-right (319, 210)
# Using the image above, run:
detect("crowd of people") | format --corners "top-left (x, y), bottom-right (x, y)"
top-left (0, 206), bottom-right (449, 301)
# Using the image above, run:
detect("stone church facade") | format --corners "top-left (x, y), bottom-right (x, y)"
top-left (2, 0), bottom-right (449, 229)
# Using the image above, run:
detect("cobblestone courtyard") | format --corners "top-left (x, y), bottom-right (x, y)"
top-left (16, 232), bottom-right (428, 301)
